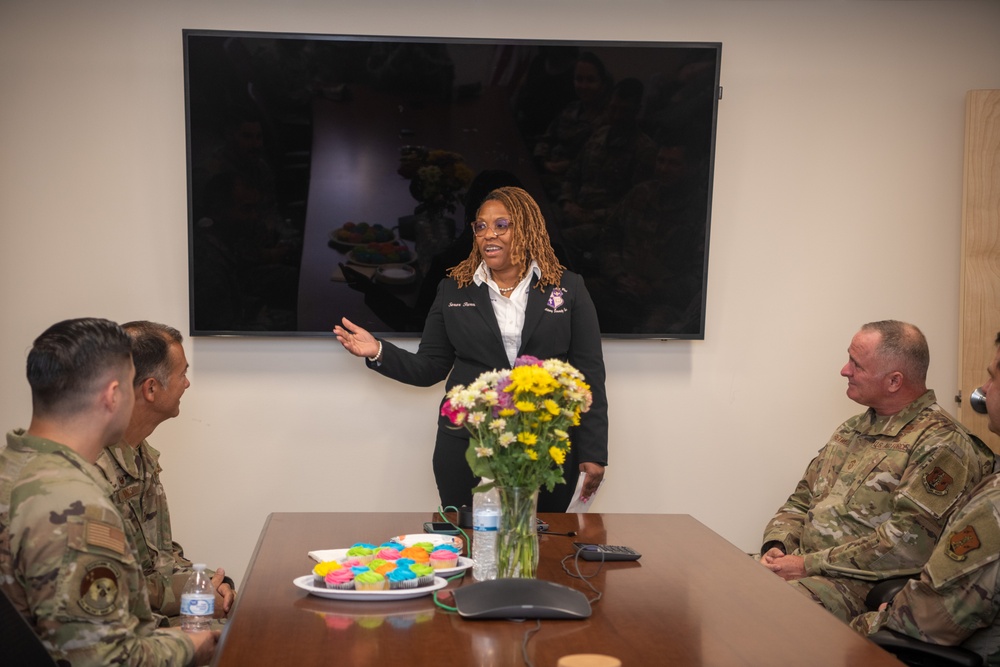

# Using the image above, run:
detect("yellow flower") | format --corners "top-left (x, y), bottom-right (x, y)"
top-left (553, 429), bottom-right (569, 440)
top-left (498, 408), bottom-right (517, 417)
top-left (526, 448), bottom-right (538, 461)
top-left (517, 432), bottom-right (538, 446)
top-left (515, 401), bottom-right (537, 413)
top-left (549, 446), bottom-right (566, 465)
top-left (543, 399), bottom-right (560, 416)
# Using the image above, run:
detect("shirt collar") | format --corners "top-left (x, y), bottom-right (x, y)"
top-left (473, 260), bottom-right (541, 287)
top-left (861, 389), bottom-right (937, 436)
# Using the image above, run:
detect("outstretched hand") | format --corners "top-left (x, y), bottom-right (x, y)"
top-left (333, 317), bottom-right (379, 358)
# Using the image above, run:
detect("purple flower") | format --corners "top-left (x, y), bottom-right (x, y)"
top-left (514, 355), bottom-right (543, 367)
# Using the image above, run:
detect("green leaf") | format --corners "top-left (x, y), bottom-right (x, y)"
top-left (465, 438), bottom-right (494, 479)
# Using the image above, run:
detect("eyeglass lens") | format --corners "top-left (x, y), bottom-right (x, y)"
top-left (473, 219), bottom-right (511, 236)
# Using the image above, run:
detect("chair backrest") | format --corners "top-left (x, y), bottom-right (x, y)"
top-left (0, 585), bottom-right (59, 667)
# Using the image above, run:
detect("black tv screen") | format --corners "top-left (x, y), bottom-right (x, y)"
top-left (184, 30), bottom-right (720, 338)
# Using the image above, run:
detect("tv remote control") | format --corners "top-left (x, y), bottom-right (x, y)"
top-left (572, 543), bottom-right (641, 562)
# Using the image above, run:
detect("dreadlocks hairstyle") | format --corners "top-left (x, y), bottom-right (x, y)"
top-left (448, 186), bottom-right (565, 289)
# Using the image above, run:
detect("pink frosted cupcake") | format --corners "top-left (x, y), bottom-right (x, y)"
top-left (429, 549), bottom-right (458, 570)
top-left (324, 568), bottom-right (356, 590)
top-left (376, 547), bottom-right (401, 561)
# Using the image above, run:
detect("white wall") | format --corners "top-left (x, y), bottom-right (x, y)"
top-left (2, 1), bottom-right (999, 588)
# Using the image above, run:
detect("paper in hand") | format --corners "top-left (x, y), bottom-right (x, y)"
top-left (566, 473), bottom-right (604, 513)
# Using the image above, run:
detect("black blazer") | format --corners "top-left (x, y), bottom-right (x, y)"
top-left (371, 270), bottom-right (609, 465)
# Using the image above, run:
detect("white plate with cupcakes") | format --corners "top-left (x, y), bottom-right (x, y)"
top-left (293, 575), bottom-right (447, 601)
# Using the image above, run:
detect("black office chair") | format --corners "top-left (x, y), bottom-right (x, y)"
top-left (0, 586), bottom-right (59, 667)
top-left (864, 577), bottom-right (983, 667)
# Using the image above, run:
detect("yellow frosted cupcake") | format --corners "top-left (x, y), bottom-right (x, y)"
top-left (312, 560), bottom-right (342, 585)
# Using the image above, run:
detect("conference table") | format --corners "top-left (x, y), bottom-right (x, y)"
top-left (211, 512), bottom-right (902, 666)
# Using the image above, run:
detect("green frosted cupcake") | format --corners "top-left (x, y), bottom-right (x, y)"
top-left (409, 563), bottom-right (435, 587)
top-left (354, 570), bottom-right (387, 591)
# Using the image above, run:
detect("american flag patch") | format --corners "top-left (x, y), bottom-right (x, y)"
top-left (85, 521), bottom-right (125, 555)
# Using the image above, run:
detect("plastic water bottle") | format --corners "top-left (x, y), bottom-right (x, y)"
top-left (180, 564), bottom-right (214, 632)
top-left (472, 485), bottom-right (500, 581)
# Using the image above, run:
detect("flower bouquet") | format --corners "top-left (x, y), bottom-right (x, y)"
top-left (397, 146), bottom-right (475, 217)
top-left (440, 356), bottom-right (593, 577)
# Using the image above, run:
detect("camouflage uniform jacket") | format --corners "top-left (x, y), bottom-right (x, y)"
top-left (95, 439), bottom-right (198, 618)
top-left (0, 430), bottom-right (194, 666)
top-left (852, 472), bottom-right (1000, 665)
top-left (762, 390), bottom-right (994, 580)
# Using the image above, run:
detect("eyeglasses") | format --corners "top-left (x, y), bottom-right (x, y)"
top-left (472, 218), bottom-right (512, 237)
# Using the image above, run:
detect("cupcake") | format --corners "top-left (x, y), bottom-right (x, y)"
top-left (312, 560), bottom-right (342, 586)
top-left (409, 563), bottom-right (435, 587)
top-left (387, 566), bottom-right (418, 590)
top-left (373, 560), bottom-right (397, 576)
top-left (380, 541), bottom-right (405, 551)
top-left (400, 546), bottom-right (430, 564)
top-left (395, 558), bottom-right (416, 568)
top-left (346, 545), bottom-right (374, 563)
top-left (350, 565), bottom-right (371, 575)
top-left (324, 568), bottom-right (356, 590)
top-left (412, 541), bottom-right (436, 553)
top-left (354, 571), bottom-right (387, 591)
top-left (375, 547), bottom-right (401, 561)
top-left (433, 544), bottom-right (462, 554)
top-left (429, 549), bottom-right (458, 570)
top-left (339, 557), bottom-right (365, 569)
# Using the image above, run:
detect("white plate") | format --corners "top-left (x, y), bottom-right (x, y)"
top-left (374, 263), bottom-right (416, 285)
top-left (293, 575), bottom-right (447, 601)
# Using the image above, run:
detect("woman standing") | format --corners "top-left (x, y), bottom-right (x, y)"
top-left (334, 186), bottom-right (608, 512)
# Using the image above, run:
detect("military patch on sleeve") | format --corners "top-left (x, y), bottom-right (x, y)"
top-left (923, 466), bottom-right (954, 496)
top-left (946, 525), bottom-right (981, 561)
top-left (78, 561), bottom-right (120, 616)
top-left (85, 520), bottom-right (126, 555)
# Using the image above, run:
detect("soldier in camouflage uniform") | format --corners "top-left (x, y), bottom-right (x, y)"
top-left (759, 321), bottom-right (994, 622)
top-left (94, 321), bottom-right (235, 621)
top-left (0, 318), bottom-right (217, 665)
top-left (851, 332), bottom-right (1000, 664)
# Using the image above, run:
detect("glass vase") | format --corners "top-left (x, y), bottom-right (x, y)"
top-left (495, 486), bottom-right (540, 578)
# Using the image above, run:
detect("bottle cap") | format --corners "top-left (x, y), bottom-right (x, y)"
top-left (193, 563), bottom-right (207, 571)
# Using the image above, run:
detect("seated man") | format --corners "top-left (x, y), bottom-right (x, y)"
top-left (0, 318), bottom-right (216, 665)
top-left (94, 321), bottom-right (235, 621)
top-left (759, 320), bottom-right (994, 621)
top-left (851, 332), bottom-right (1000, 663)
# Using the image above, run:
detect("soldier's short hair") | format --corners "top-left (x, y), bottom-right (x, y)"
top-left (862, 320), bottom-right (930, 384)
top-left (27, 318), bottom-right (132, 416)
top-left (121, 321), bottom-right (183, 388)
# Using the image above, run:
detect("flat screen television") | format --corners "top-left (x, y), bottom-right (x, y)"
top-left (184, 30), bottom-right (720, 338)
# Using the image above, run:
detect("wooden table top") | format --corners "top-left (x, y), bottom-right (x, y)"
top-left (211, 512), bottom-right (902, 667)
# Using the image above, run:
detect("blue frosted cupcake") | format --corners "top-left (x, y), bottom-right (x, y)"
top-left (387, 566), bottom-right (418, 590)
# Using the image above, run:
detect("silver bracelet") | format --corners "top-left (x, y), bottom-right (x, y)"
top-left (367, 340), bottom-right (383, 363)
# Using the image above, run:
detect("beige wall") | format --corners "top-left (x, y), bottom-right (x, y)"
top-left (2, 1), bottom-right (999, 587)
